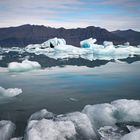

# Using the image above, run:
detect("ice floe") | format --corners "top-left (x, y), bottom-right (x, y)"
top-left (0, 86), bottom-right (22, 97)
top-left (0, 120), bottom-right (16, 140)
top-left (8, 60), bottom-right (41, 72)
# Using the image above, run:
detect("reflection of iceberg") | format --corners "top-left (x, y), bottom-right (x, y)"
top-left (24, 37), bottom-right (140, 61)
top-left (8, 60), bottom-right (41, 72)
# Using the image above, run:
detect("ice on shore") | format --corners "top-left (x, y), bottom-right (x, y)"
top-left (25, 119), bottom-right (76, 140)
top-left (121, 129), bottom-right (140, 140)
top-left (8, 60), bottom-right (41, 72)
top-left (0, 120), bottom-right (16, 140)
top-left (0, 99), bottom-right (139, 140)
top-left (0, 86), bottom-right (22, 97)
top-left (82, 99), bottom-right (140, 128)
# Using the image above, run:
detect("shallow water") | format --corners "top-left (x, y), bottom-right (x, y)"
top-left (0, 52), bottom-right (140, 137)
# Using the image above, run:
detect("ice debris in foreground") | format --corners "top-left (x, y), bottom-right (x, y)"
top-left (26, 110), bottom-right (98, 140)
top-left (82, 99), bottom-right (140, 128)
top-left (8, 59), bottom-right (41, 72)
top-left (0, 120), bottom-right (16, 140)
top-left (0, 99), bottom-right (140, 140)
top-left (24, 99), bottom-right (140, 140)
top-left (0, 86), bottom-right (22, 97)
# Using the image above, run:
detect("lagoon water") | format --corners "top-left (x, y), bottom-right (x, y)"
top-left (0, 52), bottom-right (140, 137)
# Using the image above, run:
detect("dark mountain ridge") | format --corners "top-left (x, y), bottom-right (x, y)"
top-left (0, 24), bottom-right (139, 47)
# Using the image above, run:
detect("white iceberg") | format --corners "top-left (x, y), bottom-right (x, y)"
top-left (121, 129), bottom-right (140, 140)
top-left (24, 37), bottom-right (140, 61)
top-left (42, 37), bottom-right (66, 48)
top-left (0, 86), bottom-right (22, 97)
top-left (0, 120), bottom-right (16, 140)
top-left (8, 60), bottom-right (41, 72)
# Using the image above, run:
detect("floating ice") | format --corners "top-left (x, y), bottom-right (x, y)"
top-left (0, 120), bottom-right (16, 140)
top-left (25, 119), bottom-right (76, 140)
top-left (111, 99), bottom-right (140, 122)
top-left (80, 38), bottom-right (97, 48)
top-left (42, 37), bottom-right (66, 48)
top-left (121, 129), bottom-right (140, 140)
top-left (11, 137), bottom-right (23, 140)
top-left (24, 37), bottom-right (140, 61)
top-left (0, 86), bottom-right (22, 97)
top-left (29, 109), bottom-right (55, 121)
top-left (8, 99), bottom-right (140, 140)
top-left (27, 109), bottom-right (98, 140)
top-left (8, 60), bottom-right (41, 72)
top-left (82, 99), bottom-right (140, 128)
top-left (57, 112), bottom-right (98, 139)
top-left (82, 103), bottom-right (117, 128)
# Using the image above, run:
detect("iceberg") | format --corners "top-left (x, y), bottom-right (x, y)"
top-left (8, 60), bottom-right (41, 72)
top-left (0, 86), bottom-right (22, 97)
top-left (0, 120), bottom-right (16, 140)
top-left (24, 37), bottom-right (140, 61)
top-left (80, 38), bottom-right (97, 48)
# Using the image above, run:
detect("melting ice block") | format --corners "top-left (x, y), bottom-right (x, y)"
top-left (0, 86), bottom-right (22, 97)
top-left (25, 119), bottom-right (76, 140)
top-left (82, 99), bottom-right (140, 128)
top-left (26, 110), bottom-right (98, 140)
top-left (8, 60), bottom-right (41, 72)
top-left (0, 120), bottom-right (16, 140)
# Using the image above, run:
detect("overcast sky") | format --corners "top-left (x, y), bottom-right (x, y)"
top-left (0, 0), bottom-right (140, 31)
